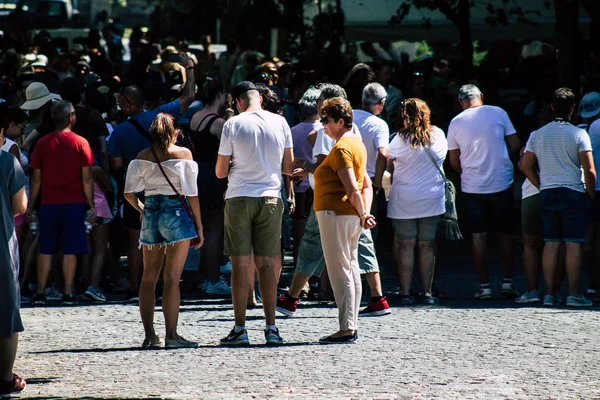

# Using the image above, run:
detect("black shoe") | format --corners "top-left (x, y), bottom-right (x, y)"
top-left (319, 332), bottom-right (358, 344)
top-left (220, 328), bottom-right (249, 346)
top-left (31, 293), bottom-right (46, 305)
top-left (62, 294), bottom-right (78, 305)
top-left (126, 288), bottom-right (139, 302)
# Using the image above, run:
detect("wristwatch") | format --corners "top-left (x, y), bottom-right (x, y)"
top-left (302, 161), bottom-right (309, 172)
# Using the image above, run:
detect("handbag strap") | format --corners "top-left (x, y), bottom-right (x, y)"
top-left (424, 146), bottom-right (446, 180)
top-left (149, 146), bottom-right (195, 219)
top-left (128, 117), bottom-right (153, 143)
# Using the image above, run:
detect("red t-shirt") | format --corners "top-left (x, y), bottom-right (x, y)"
top-left (30, 130), bottom-right (94, 205)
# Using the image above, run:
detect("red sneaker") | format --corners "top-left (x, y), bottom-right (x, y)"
top-left (276, 294), bottom-right (298, 317)
top-left (0, 374), bottom-right (26, 395)
top-left (359, 297), bottom-right (392, 317)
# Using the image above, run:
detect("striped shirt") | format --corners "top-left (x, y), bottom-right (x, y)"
top-left (525, 120), bottom-right (592, 193)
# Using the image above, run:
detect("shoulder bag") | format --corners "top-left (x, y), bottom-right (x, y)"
top-left (424, 147), bottom-right (463, 241)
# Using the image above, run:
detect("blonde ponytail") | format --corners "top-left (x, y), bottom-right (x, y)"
top-left (150, 113), bottom-right (178, 152)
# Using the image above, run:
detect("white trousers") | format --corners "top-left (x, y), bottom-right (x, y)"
top-left (316, 210), bottom-right (362, 331)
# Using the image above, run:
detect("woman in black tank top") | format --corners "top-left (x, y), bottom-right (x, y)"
top-left (189, 77), bottom-right (231, 293)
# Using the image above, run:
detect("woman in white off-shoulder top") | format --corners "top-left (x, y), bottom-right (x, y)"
top-left (124, 113), bottom-right (204, 349)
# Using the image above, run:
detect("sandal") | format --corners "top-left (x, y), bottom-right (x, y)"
top-left (165, 336), bottom-right (198, 349)
top-left (141, 335), bottom-right (163, 349)
top-left (0, 373), bottom-right (26, 395)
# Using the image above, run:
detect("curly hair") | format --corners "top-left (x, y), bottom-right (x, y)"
top-left (150, 113), bottom-right (178, 152)
top-left (320, 97), bottom-right (353, 129)
top-left (399, 98), bottom-right (435, 149)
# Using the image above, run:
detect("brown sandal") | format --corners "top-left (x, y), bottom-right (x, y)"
top-left (0, 373), bottom-right (26, 395)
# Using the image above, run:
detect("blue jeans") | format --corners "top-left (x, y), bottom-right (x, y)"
top-left (539, 188), bottom-right (590, 242)
top-left (139, 195), bottom-right (197, 248)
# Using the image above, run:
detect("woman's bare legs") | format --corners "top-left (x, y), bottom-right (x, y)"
top-left (140, 246), bottom-right (165, 341)
top-left (162, 241), bottom-right (190, 340)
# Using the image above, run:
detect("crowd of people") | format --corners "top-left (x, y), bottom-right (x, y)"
top-left (2, 24), bottom-right (600, 395)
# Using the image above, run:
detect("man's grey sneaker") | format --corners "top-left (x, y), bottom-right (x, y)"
top-left (543, 294), bottom-right (558, 306)
top-left (85, 286), bottom-right (107, 302)
top-left (475, 288), bottom-right (492, 299)
top-left (44, 287), bottom-right (63, 301)
top-left (501, 282), bottom-right (519, 298)
top-left (220, 328), bottom-right (249, 346)
top-left (566, 295), bottom-right (593, 307)
top-left (205, 280), bottom-right (232, 295)
top-left (264, 327), bottom-right (283, 345)
top-left (515, 290), bottom-right (541, 304)
top-left (422, 296), bottom-right (440, 305)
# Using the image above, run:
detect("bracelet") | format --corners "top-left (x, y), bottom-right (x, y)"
top-left (185, 65), bottom-right (194, 70)
top-left (302, 161), bottom-right (309, 172)
top-left (359, 213), bottom-right (367, 219)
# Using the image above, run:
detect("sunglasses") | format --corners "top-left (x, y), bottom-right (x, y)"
top-left (320, 116), bottom-right (329, 125)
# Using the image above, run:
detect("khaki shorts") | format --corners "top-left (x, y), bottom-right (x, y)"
top-left (224, 196), bottom-right (283, 257)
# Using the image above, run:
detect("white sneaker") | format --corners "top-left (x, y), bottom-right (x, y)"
top-left (44, 287), bottom-right (63, 301)
top-left (515, 290), bottom-right (541, 304)
top-left (501, 282), bottom-right (519, 298)
top-left (205, 280), bottom-right (232, 295)
top-left (220, 261), bottom-right (232, 274)
top-left (475, 287), bottom-right (492, 299)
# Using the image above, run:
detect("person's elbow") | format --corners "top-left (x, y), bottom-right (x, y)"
top-left (377, 147), bottom-right (388, 161)
top-left (215, 163), bottom-right (228, 179)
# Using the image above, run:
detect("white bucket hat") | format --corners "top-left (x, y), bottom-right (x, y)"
top-left (20, 82), bottom-right (61, 110)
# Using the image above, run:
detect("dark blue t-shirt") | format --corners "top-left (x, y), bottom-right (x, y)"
top-left (108, 100), bottom-right (181, 165)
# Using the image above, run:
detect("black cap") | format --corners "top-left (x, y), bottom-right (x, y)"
top-left (233, 81), bottom-right (258, 99)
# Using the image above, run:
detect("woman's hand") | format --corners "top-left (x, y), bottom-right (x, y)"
top-left (193, 227), bottom-right (205, 249)
top-left (360, 214), bottom-right (377, 229)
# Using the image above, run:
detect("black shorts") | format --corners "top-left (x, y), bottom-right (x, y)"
top-left (291, 189), bottom-right (313, 220)
top-left (122, 194), bottom-right (144, 230)
top-left (461, 187), bottom-right (514, 234)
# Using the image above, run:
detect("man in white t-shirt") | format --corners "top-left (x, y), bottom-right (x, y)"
top-left (277, 84), bottom-right (391, 318)
top-left (216, 81), bottom-right (294, 345)
top-left (353, 82), bottom-right (389, 192)
top-left (447, 84), bottom-right (521, 300)
top-left (521, 87), bottom-right (595, 307)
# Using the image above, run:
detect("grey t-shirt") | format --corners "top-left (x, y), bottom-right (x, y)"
top-left (218, 110), bottom-right (293, 199)
top-left (0, 151), bottom-right (27, 336)
top-left (525, 121), bottom-right (592, 192)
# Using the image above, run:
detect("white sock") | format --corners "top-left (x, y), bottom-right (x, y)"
top-left (234, 325), bottom-right (245, 333)
top-left (266, 324), bottom-right (277, 331)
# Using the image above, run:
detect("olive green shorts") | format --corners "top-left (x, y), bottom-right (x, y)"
top-left (224, 196), bottom-right (284, 257)
top-left (521, 194), bottom-right (542, 238)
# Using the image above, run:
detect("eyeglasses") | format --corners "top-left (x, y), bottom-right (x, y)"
top-left (118, 89), bottom-right (132, 106)
top-left (70, 111), bottom-right (77, 116)
top-left (379, 96), bottom-right (387, 104)
top-left (16, 123), bottom-right (26, 130)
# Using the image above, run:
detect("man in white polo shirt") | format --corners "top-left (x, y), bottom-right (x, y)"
top-left (448, 84), bottom-right (521, 300)
top-left (521, 87), bottom-right (595, 307)
top-left (216, 81), bottom-right (294, 345)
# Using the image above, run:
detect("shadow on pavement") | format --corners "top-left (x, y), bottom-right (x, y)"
top-left (31, 342), bottom-right (317, 354)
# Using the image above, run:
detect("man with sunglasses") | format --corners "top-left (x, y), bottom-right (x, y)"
top-left (108, 52), bottom-right (196, 302)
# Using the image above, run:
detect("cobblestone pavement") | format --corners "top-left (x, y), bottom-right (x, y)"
top-left (13, 295), bottom-right (600, 399)
top-left (12, 239), bottom-right (600, 399)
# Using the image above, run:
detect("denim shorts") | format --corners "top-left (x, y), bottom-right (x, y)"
top-left (39, 203), bottom-right (88, 255)
top-left (539, 188), bottom-right (590, 243)
top-left (139, 195), bottom-right (197, 248)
